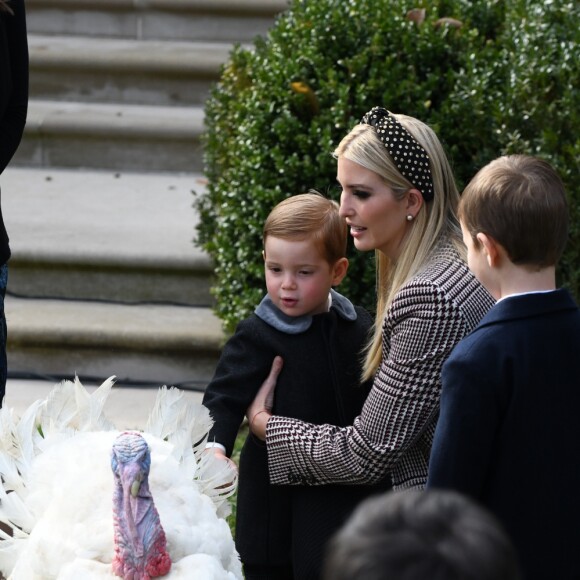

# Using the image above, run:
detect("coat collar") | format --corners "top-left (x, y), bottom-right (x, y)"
top-left (475, 288), bottom-right (577, 330)
top-left (254, 288), bottom-right (357, 334)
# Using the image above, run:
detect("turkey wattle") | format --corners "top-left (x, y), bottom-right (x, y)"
top-left (0, 377), bottom-right (242, 580)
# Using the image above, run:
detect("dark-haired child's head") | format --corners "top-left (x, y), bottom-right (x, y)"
top-left (323, 489), bottom-right (521, 580)
top-left (459, 155), bottom-right (568, 269)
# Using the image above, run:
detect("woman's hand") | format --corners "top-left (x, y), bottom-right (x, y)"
top-left (247, 356), bottom-right (284, 440)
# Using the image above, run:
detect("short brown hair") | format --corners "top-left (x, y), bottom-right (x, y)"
top-left (263, 192), bottom-right (347, 265)
top-left (459, 155), bottom-right (569, 267)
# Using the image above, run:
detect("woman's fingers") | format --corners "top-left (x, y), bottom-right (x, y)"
top-left (246, 356), bottom-right (284, 439)
top-left (262, 355), bottom-right (284, 411)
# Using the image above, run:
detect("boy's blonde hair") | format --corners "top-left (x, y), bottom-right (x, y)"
top-left (335, 116), bottom-right (463, 380)
top-left (460, 155), bottom-right (569, 268)
top-left (263, 192), bottom-right (347, 265)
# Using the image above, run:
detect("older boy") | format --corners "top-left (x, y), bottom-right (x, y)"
top-left (203, 193), bottom-right (388, 580)
top-left (428, 155), bottom-right (580, 580)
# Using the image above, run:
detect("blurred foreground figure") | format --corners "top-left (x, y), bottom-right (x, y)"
top-left (323, 489), bottom-right (521, 580)
top-left (0, 0), bottom-right (28, 403)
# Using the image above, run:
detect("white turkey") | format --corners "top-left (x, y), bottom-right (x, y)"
top-left (0, 376), bottom-right (243, 580)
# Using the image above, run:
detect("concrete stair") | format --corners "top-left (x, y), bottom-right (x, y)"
top-left (18, 100), bottom-right (205, 172)
top-left (25, 0), bottom-right (287, 42)
top-left (4, 0), bottom-right (287, 386)
top-left (28, 35), bottom-right (235, 106)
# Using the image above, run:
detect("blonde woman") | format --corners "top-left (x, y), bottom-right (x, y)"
top-left (248, 107), bottom-right (495, 491)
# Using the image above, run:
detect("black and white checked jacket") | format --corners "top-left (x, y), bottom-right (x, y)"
top-left (266, 242), bottom-right (495, 490)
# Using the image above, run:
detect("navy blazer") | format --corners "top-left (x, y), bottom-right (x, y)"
top-left (428, 289), bottom-right (580, 580)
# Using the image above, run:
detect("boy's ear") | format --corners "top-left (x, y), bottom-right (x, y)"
top-left (331, 257), bottom-right (349, 286)
top-left (262, 250), bottom-right (266, 261)
top-left (476, 233), bottom-right (501, 268)
top-left (405, 188), bottom-right (424, 217)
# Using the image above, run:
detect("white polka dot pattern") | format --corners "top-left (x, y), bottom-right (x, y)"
top-left (361, 106), bottom-right (435, 202)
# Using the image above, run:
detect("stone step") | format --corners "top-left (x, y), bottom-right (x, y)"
top-left (3, 0), bottom-right (285, 385)
top-left (12, 100), bottom-right (204, 172)
top-left (26, 0), bottom-right (287, 42)
top-left (29, 34), bottom-right (234, 106)
top-left (5, 294), bottom-right (224, 386)
top-left (2, 166), bottom-right (213, 305)
top-left (2, 165), bottom-right (224, 389)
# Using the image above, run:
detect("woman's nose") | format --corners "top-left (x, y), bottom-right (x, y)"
top-left (339, 191), bottom-right (352, 217)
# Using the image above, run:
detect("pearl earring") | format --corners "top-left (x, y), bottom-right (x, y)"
top-left (406, 214), bottom-right (414, 222)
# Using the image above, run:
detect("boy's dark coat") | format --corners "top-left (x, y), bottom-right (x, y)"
top-left (429, 289), bottom-right (580, 580)
top-left (203, 301), bottom-right (390, 572)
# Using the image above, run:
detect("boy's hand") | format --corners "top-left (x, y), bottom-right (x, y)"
top-left (204, 446), bottom-right (239, 473)
top-left (246, 356), bottom-right (284, 440)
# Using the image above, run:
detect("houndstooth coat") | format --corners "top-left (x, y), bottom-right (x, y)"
top-left (266, 241), bottom-right (495, 490)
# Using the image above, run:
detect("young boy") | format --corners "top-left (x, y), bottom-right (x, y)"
top-left (202, 193), bottom-right (389, 580)
top-left (427, 155), bottom-right (580, 580)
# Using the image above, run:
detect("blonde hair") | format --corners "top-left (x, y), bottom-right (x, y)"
top-left (263, 192), bottom-right (347, 265)
top-left (335, 116), bottom-right (463, 380)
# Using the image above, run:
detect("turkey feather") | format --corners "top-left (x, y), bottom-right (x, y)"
top-left (0, 377), bottom-right (242, 580)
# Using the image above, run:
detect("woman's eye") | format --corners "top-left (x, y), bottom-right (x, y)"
top-left (353, 189), bottom-right (371, 199)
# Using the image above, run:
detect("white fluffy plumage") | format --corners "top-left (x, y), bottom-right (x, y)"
top-left (0, 377), bottom-right (242, 580)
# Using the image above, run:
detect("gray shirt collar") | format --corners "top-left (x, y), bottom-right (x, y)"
top-left (255, 288), bottom-right (358, 334)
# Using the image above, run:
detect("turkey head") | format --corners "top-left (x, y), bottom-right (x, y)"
top-left (111, 431), bottom-right (171, 579)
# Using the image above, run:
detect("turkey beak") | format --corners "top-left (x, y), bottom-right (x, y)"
top-left (130, 471), bottom-right (143, 498)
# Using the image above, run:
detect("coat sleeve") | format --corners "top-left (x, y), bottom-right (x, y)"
top-left (427, 338), bottom-right (499, 497)
top-left (266, 280), bottom-right (468, 486)
top-left (0, 0), bottom-right (29, 173)
top-left (202, 318), bottom-right (276, 457)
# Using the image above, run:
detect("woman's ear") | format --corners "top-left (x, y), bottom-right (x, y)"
top-left (405, 188), bottom-right (424, 219)
top-left (331, 257), bottom-right (349, 286)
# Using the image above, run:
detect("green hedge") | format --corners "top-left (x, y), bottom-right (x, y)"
top-left (196, 0), bottom-right (580, 333)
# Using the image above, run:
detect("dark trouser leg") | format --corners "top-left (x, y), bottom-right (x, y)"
top-left (0, 263), bottom-right (8, 406)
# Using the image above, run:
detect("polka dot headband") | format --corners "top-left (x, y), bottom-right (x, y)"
top-left (361, 107), bottom-right (435, 202)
